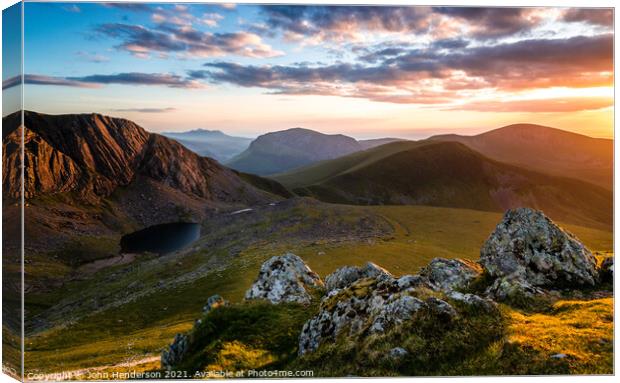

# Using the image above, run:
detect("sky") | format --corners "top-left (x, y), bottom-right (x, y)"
top-left (2, 2), bottom-right (614, 139)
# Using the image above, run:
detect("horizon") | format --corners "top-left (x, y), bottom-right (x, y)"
top-left (2, 2), bottom-right (614, 139)
top-left (7, 109), bottom-right (613, 141)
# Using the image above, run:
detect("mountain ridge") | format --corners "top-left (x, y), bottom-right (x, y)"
top-left (429, 123), bottom-right (613, 189)
top-left (2, 111), bottom-right (273, 205)
top-left (226, 127), bottom-right (404, 175)
top-left (162, 129), bottom-right (253, 162)
top-left (280, 140), bottom-right (612, 229)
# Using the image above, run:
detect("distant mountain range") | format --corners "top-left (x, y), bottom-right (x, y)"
top-left (273, 136), bottom-right (612, 229)
top-left (226, 127), bottom-right (404, 175)
top-left (429, 124), bottom-right (613, 190)
top-left (3, 113), bottom-right (612, 232)
top-left (162, 129), bottom-right (252, 162)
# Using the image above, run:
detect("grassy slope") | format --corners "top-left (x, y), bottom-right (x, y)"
top-left (430, 124), bottom-right (613, 190)
top-left (272, 141), bottom-right (423, 189)
top-left (506, 298), bottom-right (613, 374)
top-left (160, 293), bottom-right (613, 377)
top-left (275, 141), bottom-right (612, 230)
top-left (23, 204), bottom-right (612, 374)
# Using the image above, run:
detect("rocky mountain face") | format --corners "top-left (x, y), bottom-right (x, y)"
top-left (2, 111), bottom-right (273, 205)
top-left (226, 128), bottom-right (403, 175)
top-left (430, 123), bottom-right (613, 189)
top-left (162, 207), bottom-right (613, 369)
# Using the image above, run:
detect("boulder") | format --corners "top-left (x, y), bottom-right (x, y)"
top-left (203, 294), bottom-right (227, 314)
top-left (480, 208), bottom-right (598, 291)
top-left (420, 258), bottom-right (482, 292)
top-left (396, 274), bottom-right (433, 290)
top-left (298, 274), bottom-right (456, 355)
top-left (161, 333), bottom-right (189, 370)
top-left (485, 274), bottom-right (544, 301)
top-left (426, 297), bottom-right (458, 321)
top-left (600, 256), bottom-right (614, 283)
top-left (325, 262), bottom-right (392, 291)
top-left (245, 253), bottom-right (324, 304)
top-left (447, 291), bottom-right (497, 313)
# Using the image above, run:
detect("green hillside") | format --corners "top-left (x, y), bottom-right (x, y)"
top-left (272, 140), bottom-right (422, 189)
top-left (430, 124), bottom-right (613, 190)
top-left (23, 202), bottom-right (612, 375)
top-left (276, 141), bottom-right (612, 230)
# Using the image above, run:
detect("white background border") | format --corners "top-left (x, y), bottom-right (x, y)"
top-left (0, 1), bottom-right (617, 382)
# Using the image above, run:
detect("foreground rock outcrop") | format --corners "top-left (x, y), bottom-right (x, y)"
top-left (324, 262), bottom-right (392, 291)
top-left (480, 208), bottom-right (598, 299)
top-left (298, 274), bottom-right (445, 355)
top-left (244, 253), bottom-right (324, 304)
top-left (161, 294), bottom-right (228, 370)
top-left (600, 257), bottom-right (614, 283)
top-left (161, 333), bottom-right (189, 370)
top-left (161, 208), bottom-right (611, 373)
top-left (420, 258), bottom-right (482, 292)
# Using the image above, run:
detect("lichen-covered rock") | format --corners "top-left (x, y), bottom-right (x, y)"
top-left (298, 274), bottom-right (456, 355)
top-left (325, 262), bottom-right (392, 291)
top-left (420, 258), bottom-right (482, 292)
top-left (245, 253), bottom-right (324, 304)
top-left (396, 274), bottom-right (433, 290)
top-left (203, 294), bottom-right (227, 314)
top-left (426, 297), bottom-right (458, 321)
top-left (447, 291), bottom-right (497, 313)
top-left (161, 333), bottom-right (189, 370)
top-left (480, 208), bottom-right (598, 289)
top-left (369, 295), bottom-right (427, 333)
top-left (485, 274), bottom-right (544, 301)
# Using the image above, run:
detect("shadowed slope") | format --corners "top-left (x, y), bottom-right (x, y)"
top-left (227, 128), bottom-right (364, 175)
top-left (285, 141), bottom-right (612, 229)
top-left (430, 124), bottom-right (613, 189)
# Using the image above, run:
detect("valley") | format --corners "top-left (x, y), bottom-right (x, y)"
top-left (21, 202), bottom-right (612, 374)
top-left (1, 111), bottom-right (614, 377)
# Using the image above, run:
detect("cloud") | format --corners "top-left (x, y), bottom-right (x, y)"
top-left (63, 5), bottom-right (81, 13)
top-left (76, 51), bottom-right (110, 63)
top-left (111, 107), bottom-right (177, 113)
top-left (432, 7), bottom-right (544, 38)
top-left (3, 74), bottom-right (101, 90)
top-left (101, 3), bottom-right (152, 12)
top-left (4, 72), bottom-right (203, 90)
top-left (97, 23), bottom-right (283, 59)
top-left (202, 13), bottom-right (224, 27)
top-left (562, 8), bottom-right (613, 27)
top-left (2, 76), bottom-right (20, 90)
top-left (194, 34), bottom-right (612, 106)
top-left (68, 72), bottom-right (203, 88)
top-left (451, 97), bottom-right (613, 113)
top-left (259, 5), bottom-right (432, 42)
top-left (257, 5), bottom-right (554, 42)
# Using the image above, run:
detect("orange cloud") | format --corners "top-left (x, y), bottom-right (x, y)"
top-left (451, 97), bottom-right (613, 113)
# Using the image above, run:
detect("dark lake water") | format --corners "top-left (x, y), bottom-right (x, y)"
top-left (120, 222), bottom-right (201, 254)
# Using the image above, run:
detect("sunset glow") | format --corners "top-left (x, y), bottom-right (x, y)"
top-left (3, 2), bottom-right (614, 138)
